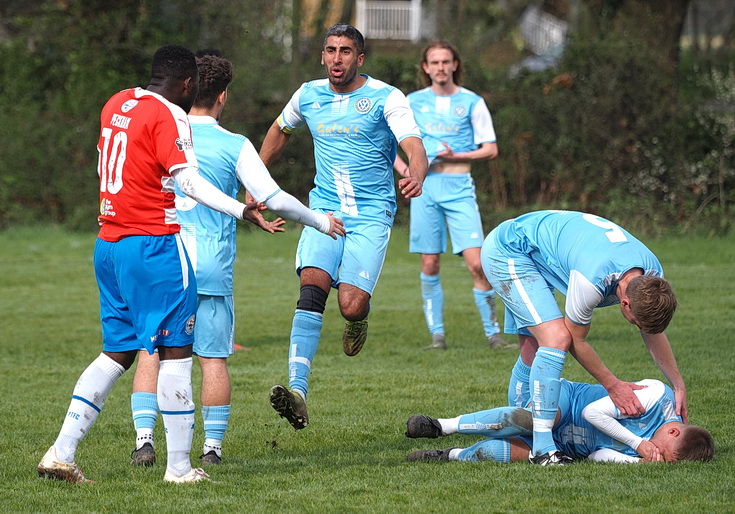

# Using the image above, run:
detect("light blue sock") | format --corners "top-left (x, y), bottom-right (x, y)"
top-left (131, 392), bottom-right (159, 448)
top-left (202, 404), bottom-right (230, 456)
top-left (456, 439), bottom-right (512, 462)
top-left (529, 347), bottom-right (567, 456)
top-left (457, 406), bottom-right (532, 438)
top-left (288, 310), bottom-right (323, 399)
top-left (473, 288), bottom-right (500, 337)
top-left (420, 273), bottom-right (444, 335)
top-left (508, 356), bottom-right (532, 407)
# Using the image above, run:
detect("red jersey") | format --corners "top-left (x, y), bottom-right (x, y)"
top-left (97, 87), bottom-right (198, 242)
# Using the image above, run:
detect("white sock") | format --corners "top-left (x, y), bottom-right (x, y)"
top-left (54, 353), bottom-right (125, 462)
top-left (448, 448), bottom-right (463, 460)
top-left (158, 358), bottom-right (194, 477)
top-left (203, 439), bottom-right (222, 457)
top-left (438, 416), bottom-right (461, 435)
top-left (136, 429), bottom-right (154, 449)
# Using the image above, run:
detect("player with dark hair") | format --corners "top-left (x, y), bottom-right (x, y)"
top-left (260, 23), bottom-right (428, 430)
top-left (481, 210), bottom-right (686, 465)
top-left (37, 44), bottom-right (342, 484)
top-left (394, 40), bottom-right (510, 351)
top-left (129, 51), bottom-right (344, 467)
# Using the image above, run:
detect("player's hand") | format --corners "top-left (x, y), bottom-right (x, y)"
top-left (637, 440), bottom-right (662, 462)
top-left (436, 142), bottom-right (454, 159)
top-left (325, 213), bottom-right (345, 239)
top-left (607, 380), bottom-right (646, 417)
top-left (398, 176), bottom-right (422, 199)
top-left (242, 201), bottom-right (286, 234)
top-left (674, 387), bottom-right (689, 424)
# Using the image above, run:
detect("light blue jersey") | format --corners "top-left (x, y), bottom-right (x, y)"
top-left (485, 210), bottom-right (664, 327)
top-left (407, 86), bottom-right (496, 165)
top-left (175, 115), bottom-right (282, 295)
top-left (277, 74), bottom-right (421, 223)
top-left (555, 379), bottom-right (681, 459)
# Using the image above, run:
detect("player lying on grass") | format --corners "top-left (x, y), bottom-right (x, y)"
top-left (405, 367), bottom-right (713, 463)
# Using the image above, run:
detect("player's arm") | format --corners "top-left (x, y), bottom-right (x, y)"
top-left (384, 88), bottom-right (427, 198)
top-left (582, 380), bottom-right (665, 461)
top-left (641, 331), bottom-right (688, 423)
top-left (239, 139), bottom-right (344, 239)
top-left (259, 120), bottom-right (291, 167)
top-left (173, 165), bottom-right (253, 220)
top-left (436, 141), bottom-right (498, 162)
top-left (586, 449), bottom-right (642, 463)
top-left (393, 155), bottom-right (410, 178)
top-left (242, 190), bottom-right (286, 234)
top-left (397, 136), bottom-right (428, 199)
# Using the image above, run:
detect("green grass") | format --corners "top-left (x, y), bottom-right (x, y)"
top-left (0, 225), bottom-right (733, 513)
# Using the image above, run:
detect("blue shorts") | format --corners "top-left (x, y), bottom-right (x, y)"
top-left (409, 172), bottom-right (484, 255)
top-left (295, 213), bottom-right (390, 295)
top-left (94, 234), bottom-right (197, 354)
top-left (193, 295), bottom-right (234, 358)
top-left (480, 221), bottom-right (563, 335)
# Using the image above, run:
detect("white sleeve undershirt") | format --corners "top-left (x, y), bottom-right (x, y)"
top-left (172, 166), bottom-right (246, 220)
top-left (581, 379), bottom-right (666, 451)
top-left (587, 449), bottom-right (641, 463)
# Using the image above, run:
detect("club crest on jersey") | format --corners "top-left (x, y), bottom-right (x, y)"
top-left (355, 98), bottom-right (372, 113)
top-left (454, 105), bottom-right (466, 117)
top-left (185, 314), bottom-right (196, 335)
top-left (175, 137), bottom-right (194, 151)
top-left (121, 99), bottom-right (138, 112)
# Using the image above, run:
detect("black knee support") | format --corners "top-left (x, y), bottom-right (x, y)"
top-left (296, 284), bottom-right (328, 314)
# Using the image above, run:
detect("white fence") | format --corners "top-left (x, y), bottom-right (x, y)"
top-left (355, 0), bottom-right (423, 42)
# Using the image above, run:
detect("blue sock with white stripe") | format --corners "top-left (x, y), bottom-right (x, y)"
top-left (457, 406), bottom-right (532, 438)
top-left (420, 273), bottom-right (444, 335)
top-left (455, 439), bottom-right (512, 462)
top-left (131, 392), bottom-right (158, 449)
top-left (529, 347), bottom-right (567, 456)
top-left (202, 404), bottom-right (230, 457)
top-left (508, 355), bottom-right (531, 407)
top-left (473, 288), bottom-right (500, 337)
top-left (288, 310), bottom-right (323, 400)
top-left (158, 357), bottom-right (195, 476)
top-left (54, 353), bottom-right (125, 462)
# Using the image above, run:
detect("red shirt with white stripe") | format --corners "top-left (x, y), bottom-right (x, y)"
top-left (97, 87), bottom-right (198, 242)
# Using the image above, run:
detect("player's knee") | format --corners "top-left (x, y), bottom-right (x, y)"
top-left (296, 284), bottom-right (328, 314)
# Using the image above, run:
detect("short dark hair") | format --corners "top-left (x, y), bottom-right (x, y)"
top-left (420, 40), bottom-right (463, 86)
top-left (151, 44), bottom-right (198, 82)
top-left (323, 24), bottom-right (365, 55)
top-left (194, 55), bottom-right (233, 109)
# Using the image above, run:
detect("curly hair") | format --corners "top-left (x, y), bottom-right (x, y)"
top-left (193, 55), bottom-right (233, 109)
top-left (626, 275), bottom-right (677, 334)
top-left (675, 425), bottom-right (715, 462)
top-left (420, 40), bottom-right (463, 87)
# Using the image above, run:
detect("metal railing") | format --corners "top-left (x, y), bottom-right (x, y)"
top-left (355, 0), bottom-right (422, 42)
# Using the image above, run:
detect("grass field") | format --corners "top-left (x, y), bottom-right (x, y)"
top-left (0, 225), bottom-right (733, 513)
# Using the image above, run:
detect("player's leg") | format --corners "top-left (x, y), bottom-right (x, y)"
top-left (407, 437), bottom-right (531, 463)
top-left (39, 238), bottom-right (136, 482)
top-left (271, 226), bottom-right (338, 429)
top-left (420, 254), bottom-right (446, 350)
top-left (481, 231), bottom-right (571, 464)
top-left (507, 333), bottom-right (536, 406)
top-left (337, 217), bottom-right (390, 356)
top-left (406, 406), bottom-right (532, 439)
top-left (409, 175), bottom-right (447, 349)
top-left (124, 234), bottom-right (205, 482)
top-left (194, 294), bottom-right (235, 465)
top-left (130, 350), bottom-right (159, 466)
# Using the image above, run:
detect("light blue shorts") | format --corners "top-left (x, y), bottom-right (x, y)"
top-left (409, 172), bottom-right (484, 255)
top-left (295, 213), bottom-right (391, 295)
top-left (94, 234), bottom-right (197, 354)
top-left (480, 221), bottom-right (563, 335)
top-left (193, 295), bottom-right (234, 358)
